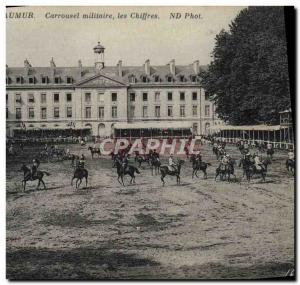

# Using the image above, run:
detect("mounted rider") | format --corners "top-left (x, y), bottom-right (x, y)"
top-left (220, 153), bottom-right (230, 170)
top-left (122, 153), bottom-right (129, 173)
top-left (31, 158), bottom-right (40, 179)
top-left (254, 153), bottom-right (264, 171)
top-left (153, 149), bottom-right (160, 161)
top-left (288, 150), bottom-right (294, 164)
top-left (196, 152), bottom-right (202, 163)
top-left (168, 154), bottom-right (177, 172)
top-left (78, 154), bottom-right (85, 169)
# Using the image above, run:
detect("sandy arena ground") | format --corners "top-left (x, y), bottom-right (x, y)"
top-left (6, 143), bottom-right (294, 279)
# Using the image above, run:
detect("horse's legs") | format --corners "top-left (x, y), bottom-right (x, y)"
top-left (37, 179), bottom-right (41, 190)
top-left (203, 170), bottom-right (207, 179)
top-left (85, 176), bottom-right (88, 187)
top-left (161, 174), bottom-right (165, 186)
top-left (117, 174), bottom-right (122, 185)
top-left (23, 181), bottom-right (26, 192)
top-left (78, 179), bottom-right (82, 188)
top-left (195, 170), bottom-right (199, 178)
top-left (41, 179), bottom-right (46, 189)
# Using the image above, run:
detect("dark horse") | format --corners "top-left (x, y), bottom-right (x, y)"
top-left (88, 146), bottom-right (101, 159)
top-left (160, 160), bottom-right (185, 186)
top-left (286, 159), bottom-right (295, 175)
top-left (240, 157), bottom-right (271, 182)
top-left (150, 156), bottom-right (161, 175)
top-left (115, 159), bottom-right (141, 186)
top-left (71, 167), bottom-right (88, 189)
top-left (190, 155), bottom-right (211, 179)
top-left (20, 164), bottom-right (50, 192)
top-left (135, 154), bottom-right (150, 168)
top-left (215, 159), bottom-right (236, 182)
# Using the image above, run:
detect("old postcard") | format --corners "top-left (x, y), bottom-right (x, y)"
top-left (6, 6), bottom-right (295, 280)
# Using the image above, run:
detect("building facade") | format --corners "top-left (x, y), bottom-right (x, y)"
top-left (6, 42), bottom-right (223, 138)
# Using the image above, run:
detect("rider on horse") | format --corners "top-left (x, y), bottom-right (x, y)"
top-left (78, 154), bottom-right (85, 169)
top-left (122, 153), bottom-right (129, 173)
top-left (254, 153), bottom-right (264, 171)
top-left (153, 149), bottom-right (160, 161)
top-left (288, 150), bottom-right (295, 164)
top-left (196, 152), bottom-right (202, 163)
top-left (168, 154), bottom-right (177, 172)
top-left (31, 158), bottom-right (40, 179)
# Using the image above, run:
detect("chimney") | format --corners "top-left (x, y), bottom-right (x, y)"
top-left (50, 57), bottom-right (56, 68)
top-left (117, 60), bottom-right (122, 77)
top-left (144, 59), bottom-right (150, 75)
top-left (193, 60), bottom-right (199, 74)
top-left (169, 59), bottom-right (175, 75)
top-left (24, 59), bottom-right (31, 75)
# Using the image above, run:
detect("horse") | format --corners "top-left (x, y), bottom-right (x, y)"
top-left (88, 146), bottom-right (101, 159)
top-left (239, 157), bottom-right (254, 182)
top-left (241, 158), bottom-right (271, 182)
top-left (114, 158), bottom-right (140, 186)
top-left (190, 155), bottom-right (211, 179)
top-left (286, 159), bottom-right (295, 175)
top-left (71, 167), bottom-right (88, 189)
top-left (20, 164), bottom-right (50, 192)
top-left (160, 160), bottom-right (185, 186)
top-left (135, 154), bottom-right (150, 168)
top-left (150, 156), bottom-right (161, 175)
top-left (215, 159), bottom-right (236, 182)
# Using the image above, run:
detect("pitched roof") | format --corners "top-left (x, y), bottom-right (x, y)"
top-left (6, 64), bottom-right (207, 86)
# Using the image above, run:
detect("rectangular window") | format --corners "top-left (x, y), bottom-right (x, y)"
top-left (66, 93), bottom-right (72, 102)
top-left (6, 94), bottom-right (8, 104)
top-left (167, 106), bottom-right (173, 117)
top-left (143, 93), bottom-right (148, 101)
top-left (192, 92), bottom-right (197, 101)
top-left (28, 94), bottom-right (34, 103)
top-left (155, 92), bottom-right (160, 102)
top-left (192, 105), bottom-right (198, 116)
top-left (85, 92), bottom-right (91, 103)
top-left (6, 108), bottom-right (8, 119)
top-left (180, 105), bottom-right (185, 117)
top-left (41, 76), bottom-right (48, 84)
top-left (142, 106), bottom-right (148, 118)
top-left (16, 76), bottom-right (22, 84)
top-left (28, 77), bottom-right (35, 84)
top-left (67, 107), bottom-right (72, 118)
top-left (180, 92), bottom-right (185, 101)
top-left (112, 106), bottom-right (117, 118)
top-left (41, 93), bottom-right (46, 103)
top-left (66, 77), bottom-right (73, 84)
top-left (99, 107), bottom-right (104, 118)
top-left (205, 105), bottom-right (210, 117)
top-left (167, 92), bottom-right (172, 101)
top-left (130, 105), bottom-right (135, 117)
top-left (16, 108), bottom-right (21, 119)
top-left (29, 108), bottom-right (34, 119)
top-left (53, 93), bottom-right (59, 103)
top-left (85, 107), bottom-right (91, 118)
top-left (54, 77), bottom-right (61, 84)
top-left (15, 94), bottom-right (21, 103)
top-left (111, 93), bottom-right (117, 102)
top-left (54, 107), bottom-right (59, 118)
top-left (41, 107), bottom-right (47, 119)
top-left (130, 93), bottom-right (135, 102)
top-left (155, 106), bottom-right (160, 118)
top-left (205, 91), bottom-right (210, 100)
top-left (98, 92), bottom-right (104, 103)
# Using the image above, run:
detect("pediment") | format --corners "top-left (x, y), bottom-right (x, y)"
top-left (76, 74), bottom-right (126, 87)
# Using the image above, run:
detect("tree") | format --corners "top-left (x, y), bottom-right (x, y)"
top-left (200, 7), bottom-right (290, 125)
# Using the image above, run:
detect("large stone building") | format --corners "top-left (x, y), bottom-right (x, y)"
top-left (6, 42), bottom-right (223, 138)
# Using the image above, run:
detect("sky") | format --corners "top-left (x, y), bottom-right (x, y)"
top-left (6, 6), bottom-right (244, 67)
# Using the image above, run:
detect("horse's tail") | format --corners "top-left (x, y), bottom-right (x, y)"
top-left (42, 171), bottom-right (50, 176)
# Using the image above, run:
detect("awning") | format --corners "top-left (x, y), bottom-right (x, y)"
top-left (209, 124), bottom-right (289, 132)
top-left (114, 121), bottom-right (192, 130)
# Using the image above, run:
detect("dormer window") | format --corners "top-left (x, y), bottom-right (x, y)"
top-left (54, 76), bottom-right (61, 84)
top-left (141, 75), bottom-right (148, 83)
top-left (16, 76), bottom-right (23, 84)
top-left (129, 75), bottom-right (136, 83)
top-left (166, 75), bottom-right (173, 83)
top-left (154, 75), bottom-right (160, 82)
top-left (179, 75), bottom-right (185, 82)
top-left (28, 76), bottom-right (35, 84)
top-left (190, 75), bottom-right (196, 82)
top-left (41, 76), bottom-right (48, 84)
top-left (66, 76), bottom-right (73, 84)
